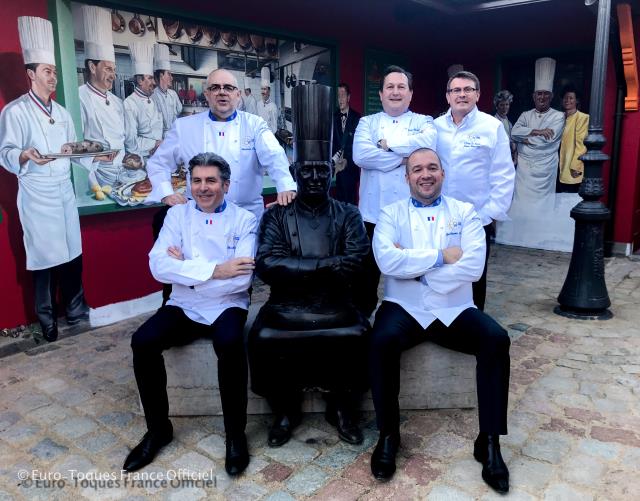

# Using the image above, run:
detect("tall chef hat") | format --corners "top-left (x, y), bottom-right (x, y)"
top-left (129, 41), bottom-right (155, 76)
top-left (534, 57), bottom-right (556, 93)
top-left (154, 43), bottom-right (171, 71)
top-left (18, 16), bottom-right (56, 66)
top-left (261, 66), bottom-right (270, 88)
top-left (82, 5), bottom-right (115, 62)
top-left (243, 77), bottom-right (251, 90)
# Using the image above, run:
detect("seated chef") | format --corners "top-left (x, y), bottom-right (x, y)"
top-left (248, 84), bottom-right (370, 447)
top-left (368, 148), bottom-right (511, 493)
top-left (123, 152), bottom-right (257, 476)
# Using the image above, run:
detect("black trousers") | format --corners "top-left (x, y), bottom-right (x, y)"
top-left (152, 206), bottom-right (172, 306)
top-left (369, 301), bottom-right (510, 436)
top-left (472, 224), bottom-right (492, 311)
top-left (131, 305), bottom-right (248, 436)
top-left (351, 221), bottom-right (381, 318)
top-left (32, 254), bottom-right (87, 328)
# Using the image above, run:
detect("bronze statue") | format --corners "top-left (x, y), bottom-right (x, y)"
top-left (248, 84), bottom-right (370, 447)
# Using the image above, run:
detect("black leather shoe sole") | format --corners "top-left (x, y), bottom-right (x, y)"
top-left (42, 324), bottom-right (58, 342)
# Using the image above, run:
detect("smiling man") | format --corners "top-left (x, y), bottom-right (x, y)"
top-left (124, 153), bottom-right (257, 477)
top-left (369, 148), bottom-right (511, 493)
top-left (352, 65), bottom-right (437, 317)
top-left (434, 70), bottom-right (515, 311)
top-left (146, 68), bottom-right (296, 219)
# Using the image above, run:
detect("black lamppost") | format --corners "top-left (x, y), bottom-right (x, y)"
top-left (555, 0), bottom-right (613, 320)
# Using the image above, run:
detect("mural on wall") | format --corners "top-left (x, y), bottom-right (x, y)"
top-left (69, 2), bottom-right (333, 214)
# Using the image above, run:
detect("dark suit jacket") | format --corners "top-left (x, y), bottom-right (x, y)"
top-left (332, 108), bottom-right (362, 204)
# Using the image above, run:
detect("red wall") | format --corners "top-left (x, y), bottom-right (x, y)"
top-left (1, 0), bottom-right (639, 327)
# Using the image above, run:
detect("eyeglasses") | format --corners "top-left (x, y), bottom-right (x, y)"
top-left (447, 87), bottom-right (477, 95)
top-left (206, 84), bottom-right (238, 93)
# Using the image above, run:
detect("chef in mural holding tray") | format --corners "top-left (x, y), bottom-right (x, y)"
top-left (0, 17), bottom-right (113, 342)
top-left (78, 5), bottom-right (132, 192)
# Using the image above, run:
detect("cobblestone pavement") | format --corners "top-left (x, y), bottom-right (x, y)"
top-left (1, 245), bottom-right (639, 500)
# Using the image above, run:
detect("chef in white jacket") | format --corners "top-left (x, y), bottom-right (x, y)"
top-left (352, 64), bottom-right (437, 317)
top-left (146, 68), bottom-right (296, 221)
top-left (124, 153), bottom-right (257, 476)
top-left (368, 148), bottom-right (511, 494)
top-left (0, 17), bottom-right (109, 342)
top-left (78, 4), bottom-right (126, 188)
top-left (152, 44), bottom-right (182, 138)
top-left (124, 42), bottom-right (163, 161)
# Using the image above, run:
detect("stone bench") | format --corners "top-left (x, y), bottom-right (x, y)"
top-left (163, 304), bottom-right (477, 416)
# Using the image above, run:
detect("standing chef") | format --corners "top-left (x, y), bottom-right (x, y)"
top-left (151, 44), bottom-right (182, 138)
top-left (146, 68), bottom-right (296, 221)
top-left (0, 17), bottom-right (108, 341)
top-left (256, 67), bottom-right (278, 134)
top-left (124, 41), bottom-right (163, 161)
top-left (78, 4), bottom-right (126, 188)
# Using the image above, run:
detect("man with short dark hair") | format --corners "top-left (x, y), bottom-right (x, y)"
top-left (123, 153), bottom-right (258, 476)
top-left (369, 148), bottom-right (511, 493)
top-left (434, 70), bottom-right (515, 310)
top-left (352, 65), bottom-right (437, 317)
top-left (257, 84), bottom-right (278, 133)
top-left (332, 83), bottom-right (361, 205)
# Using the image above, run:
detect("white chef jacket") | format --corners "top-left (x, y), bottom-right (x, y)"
top-left (353, 110), bottom-right (437, 224)
top-left (78, 84), bottom-right (127, 187)
top-left (256, 99), bottom-right (278, 133)
top-left (435, 107), bottom-right (515, 226)
top-left (124, 88), bottom-right (163, 158)
top-left (151, 87), bottom-right (183, 138)
top-left (510, 108), bottom-right (565, 212)
top-left (150, 199), bottom-right (258, 325)
top-left (243, 94), bottom-right (258, 115)
top-left (373, 195), bottom-right (485, 328)
top-left (0, 93), bottom-right (84, 270)
top-left (146, 110), bottom-right (296, 220)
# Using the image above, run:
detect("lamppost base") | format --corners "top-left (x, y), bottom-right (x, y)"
top-left (553, 305), bottom-right (613, 321)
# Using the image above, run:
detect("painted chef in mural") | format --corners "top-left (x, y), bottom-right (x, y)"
top-left (0, 17), bottom-right (111, 342)
top-left (151, 43), bottom-right (183, 138)
top-left (78, 4), bottom-right (128, 189)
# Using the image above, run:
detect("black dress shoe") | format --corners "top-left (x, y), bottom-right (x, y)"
top-left (123, 424), bottom-right (173, 472)
top-left (474, 433), bottom-right (509, 493)
top-left (370, 433), bottom-right (400, 481)
top-left (325, 407), bottom-right (363, 445)
top-left (41, 323), bottom-right (58, 343)
top-left (66, 305), bottom-right (89, 325)
top-left (225, 433), bottom-right (250, 476)
top-left (268, 414), bottom-right (300, 447)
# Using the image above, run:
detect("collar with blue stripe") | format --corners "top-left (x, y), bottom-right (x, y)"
top-left (411, 196), bottom-right (442, 208)
top-left (195, 199), bottom-right (227, 214)
top-left (134, 86), bottom-right (152, 99)
top-left (208, 110), bottom-right (237, 122)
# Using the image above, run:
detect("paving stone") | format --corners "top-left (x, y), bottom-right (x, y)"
top-left (28, 438), bottom-right (69, 461)
top-left (25, 404), bottom-right (72, 426)
top-left (263, 440), bottom-right (320, 465)
top-left (0, 412), bottom-right (21, 434)
top-left (508, 323), bottom-right (530, 332)
top-left (224, 482), bottom-right (269, 501)
top-left (403, 454), bottom-right (442, 486)
top-left (441, 458), bottom-right (483, 491)
top-left (260, 461), bottom-right (293, 483)
top-left (285, 465), bottom-right (330, 496)
top-left (98, 412), bottom-right (135, 430)
top-left (0, 423), bottom-right (41, 445)
top-left (422, 433), bottom-right (468, 460)
top-left (50, 387), bottom-right (93, 407)
top-left (590, 426), bottom-right (640, 447)
top-left (313, 444), bottom-right (360, 469)
top-left (76, 431), bottom-right (119, 454)
top-left (262, 491), bottom-right (297, 501)
top-left (560, 454), bottom-right (606, 486)
top-left (522, 431), bottom-right (572, 464)
top-left (426, 485), bottom-right (475, 501)
top-left (53, 416), bottom-right (97, 440)
top-left (480, 491), bottom-right (536, 501)
top-left (163, 487), bottom-right (206, 500)
top-left (310, 478), bottom-right (366, 500)
top-left (0, 490), bottom-right (15, 501)
top-left (508, 457), bottom-right (554, 491)
top-left (543, 482), bottom-right (593, 501)
top-left (171, 451), bottom-right (217, 475)
top-left (342, 453), bottom-right (377, 488)
top-left (195, 434), bottom-right (225, 460)
top-left (52, 454), bottom-right (97, 476)
top-left (578, 438), bottom-right (620, 460)
top-left (12, 393), bottom-right (51, 413)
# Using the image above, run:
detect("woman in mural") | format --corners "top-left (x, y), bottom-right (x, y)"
top-left (557, 85), bottom-right (589, 193)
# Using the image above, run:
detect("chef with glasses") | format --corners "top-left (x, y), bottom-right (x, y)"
top-left (146, 68), bottom-right (296, 221)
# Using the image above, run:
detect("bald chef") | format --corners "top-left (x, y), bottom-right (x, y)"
top-left (78, 4), bottom-right (127, 188)
top-left (0, 17), bottom-right (112, 342)
top-left (146, 68), bottom-right (296, 220)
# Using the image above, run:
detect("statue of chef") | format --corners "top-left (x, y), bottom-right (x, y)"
top-left (124, 41), bottom-right (163, 162)
top-left (78, 4), bottom-right (126, 188)
top-left (0, 17), bottom-right (109, 341)
top-left (151, 43), bottom-right (182, 138)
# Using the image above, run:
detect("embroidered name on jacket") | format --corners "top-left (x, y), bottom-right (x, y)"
top-left (463, 135), bottom-right (482, 148)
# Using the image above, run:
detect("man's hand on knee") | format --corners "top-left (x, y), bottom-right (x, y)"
top-left (212, 257), bottom-right (255, 279)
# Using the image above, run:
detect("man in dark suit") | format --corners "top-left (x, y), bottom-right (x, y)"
top-left (332, 83), bottom-right (361, 205)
